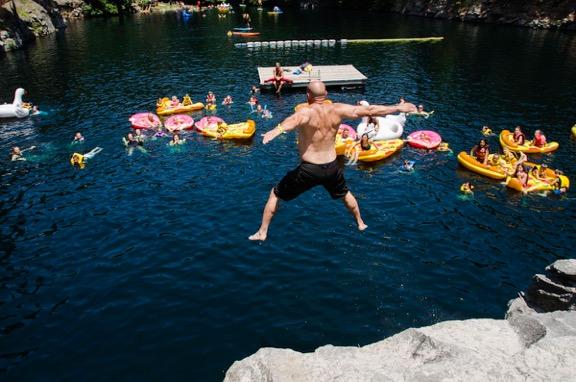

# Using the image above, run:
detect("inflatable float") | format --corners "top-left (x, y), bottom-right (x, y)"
top-left (195, 116), bottom-right (224, 131)
top-left (457, 152), bottom-right (507, 180)
top-left (157, 98), bottom-right (204, 116)
top-left (356, 114), bottom-right (405, 141)
top-left (407, 130), bottom-right (442, 149)
top-left (129, 113), bottom-right (161, 130)
top-left (356, 139), bottom-right (404, 163)
top-left (572, 125), bottom-right (576, 138)
top-left (506, 164), bottom-right (570, 193)
top-left (0, 88), bottom-right (30, 119)
top-left (294, 99), bottom-right (332, 112)
top-left (197, 119), bottom-right (256, 140)
top-left (165, 115), bottom-right (194, 132)
top-left (231, 31), bottom-right (260, 37)
top-left (499, 129), bottom-right (559, 154)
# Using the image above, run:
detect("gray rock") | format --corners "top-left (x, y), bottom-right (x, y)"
top-left (548, 259), bottom-right (576, 282)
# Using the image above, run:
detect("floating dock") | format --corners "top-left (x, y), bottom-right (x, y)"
top-left (258, 65), bottom-right (367, 90)
top-left (236, 37), bottom-right (444, 49)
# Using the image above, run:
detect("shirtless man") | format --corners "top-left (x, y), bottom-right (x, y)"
top-left (249, 80), bottom-right (417, 241)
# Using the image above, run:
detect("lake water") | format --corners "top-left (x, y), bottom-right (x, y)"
top-left (1, 7), bottom-right (575, 381)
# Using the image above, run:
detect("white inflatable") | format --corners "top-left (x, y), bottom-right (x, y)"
top-left (0, 88), bottom-right (30, 119)
top-left (357, 113), bottom-right (406, 141)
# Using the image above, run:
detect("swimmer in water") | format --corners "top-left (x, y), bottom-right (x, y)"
top-left (222, 95), bottom-right (233, 106)
top-left (72, 132), bottom-right (85, 144)
top-left (482, 126), bottom-right (493, 136)
top-left (10, 146), bottom-right (36, 161)
top-left (249, 80), bottom-right (418, 241)
top-left (460, 182), bottom-right (474, 194)
top-left (154, 124), bottom-right (167, 138)
top-left (70, 147), bottom-right (103, 168)
top-left (262, 107), bottom-right (273, 119)
top-left (401, 160), bottom-right (415, 172)
top-left (169, 133), bottom-right (186, 146)
top-left (135, 129), bottom-right (146, 144)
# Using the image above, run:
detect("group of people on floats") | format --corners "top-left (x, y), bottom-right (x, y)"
top-left (469, 126), bottom-right (565, 194)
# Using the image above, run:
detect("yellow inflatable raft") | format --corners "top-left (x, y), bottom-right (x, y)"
top-left (197, 119), bottom-right (256, 140)
top-left (506, 163), bottom-right (570, 193)
top-left (294, 99), bottom-right (332, 112)
top-left (457, 152), bottom-right (508, 180)
top-left (572, 124), bottom-right (576, 138)
top-left (356, 139), bottom-right (404, 162)
top-left (499, 129), bottom-right (559, 154)
top-left (156, 97), bottom-right (204, 116)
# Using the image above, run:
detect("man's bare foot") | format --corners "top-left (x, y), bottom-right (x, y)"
top-left (358, 223), bottom-right (368, 231)
top-left (249, 231), bottom-right (267, 241)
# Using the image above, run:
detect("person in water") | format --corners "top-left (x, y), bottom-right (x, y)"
top-left (206, 91), bottom-right (216, 106)
top-left (513, 126), bottom-right (526, 145)
top-left (154, 124), bottom-right (167, 138)
top-left (250, 85), bottom-right (260, 95)
top-left (70, 147), bottom-right (103, 168)
top-left (169, 133), bottom-right (186, 146)
top-left (73, 132), bottom-right (85, 143)
top-left (532, 130), bottom-right (547, 147)
top-left (222, 95), bottom-right (233, 105)
top-left (471, 139), bottom-right (489, 165)
top-left (255, 104), bottom-right (264, 114)
top-left (242, 12), bottom-right (251, 27)
top-left (262, 107), bottom-right (273, 119)
top-left (249, 80), bottom-right (417, 241)
top-left (135, 129), bottom-right (146, 144)
top-left (10, 146), bottom-right (35, 161)
top-left (482, 126), bottom-right (493, 136)
top-left (461, 182), bottom-right (474, 194)
top-left (123, 133), bottom-right (139, 147)
top-left (248, 95), bottom-right (258, 106)
top-left (402, 160), bottom-right (415, 172)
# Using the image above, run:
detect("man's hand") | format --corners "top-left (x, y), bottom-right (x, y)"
top-left (262, 128), bottom-right (281, 145)
top-left (397, 102), bottom-right (418, 114)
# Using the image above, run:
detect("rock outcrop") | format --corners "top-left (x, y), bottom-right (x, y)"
top-left (224, 259), bottom-right (576, 382)
top-left (327, 0), bottom-right (576, 30)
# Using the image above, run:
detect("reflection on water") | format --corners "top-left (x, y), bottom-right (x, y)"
top-left (1, 8), bottom-right (575, 381)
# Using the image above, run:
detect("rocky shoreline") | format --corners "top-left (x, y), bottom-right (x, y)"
top-left (0, 0), bottom-right (178, 53)
top-left (224, 259), bottom-right (576, 382)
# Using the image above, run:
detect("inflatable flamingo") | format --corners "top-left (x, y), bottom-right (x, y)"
top-left (0, 88), bottom-right (30, 119)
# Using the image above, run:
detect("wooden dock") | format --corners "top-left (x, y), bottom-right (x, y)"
top-left (257, 65), bottom-right (367, 90)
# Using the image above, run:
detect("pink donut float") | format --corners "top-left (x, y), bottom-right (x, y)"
top-left (407, 130), bottom-right (442, 150)
top-left (195, 116), bottom-right (225, 132)
top-left (338, 124), bottom-right (357, 140)
top-left (165, 114), bottom-right (195, 132)
top-left (129, 113), bottom-right (161, 130)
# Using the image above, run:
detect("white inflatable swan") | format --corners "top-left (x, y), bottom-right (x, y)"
top-left (0, 88), bottom-right (30, 119)
top-left (357, 100), bottom-right (406, 140)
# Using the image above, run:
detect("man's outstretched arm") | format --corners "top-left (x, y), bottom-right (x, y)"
top-left (261, 109), bottom-right (310, 144)
top-left (335, 102), bottom-right (417, 120)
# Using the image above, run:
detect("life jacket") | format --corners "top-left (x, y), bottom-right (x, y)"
top-left (534, 134), bottom-right (546, 147)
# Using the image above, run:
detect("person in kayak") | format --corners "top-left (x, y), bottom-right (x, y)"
top-left (532, 130), bottom-right (547, 147)
top-left (471, 139), bottom-right (489, 165)
top-left (513, 126), bottom-right (526, 145)
top-left (249, 80), bottom-right (417, 241)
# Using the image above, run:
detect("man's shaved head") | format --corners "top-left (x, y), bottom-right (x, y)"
top-left (306, 80), bottom-right (327, 103)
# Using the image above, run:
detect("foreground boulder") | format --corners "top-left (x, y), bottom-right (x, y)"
top-left (225, 260), bottom-right (576, 382)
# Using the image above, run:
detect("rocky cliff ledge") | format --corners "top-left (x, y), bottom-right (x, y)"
top-left (224, 259), bottom-right (576, 382)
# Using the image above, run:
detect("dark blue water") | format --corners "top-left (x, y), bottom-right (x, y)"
top-left (1, 8), bottom-right (575, 381)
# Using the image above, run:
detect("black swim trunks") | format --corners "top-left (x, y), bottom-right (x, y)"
top-left (274, 159), bottom-right (349, 201)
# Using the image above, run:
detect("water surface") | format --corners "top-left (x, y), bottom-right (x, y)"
top-left (1, 8), bottom-right (575, 381)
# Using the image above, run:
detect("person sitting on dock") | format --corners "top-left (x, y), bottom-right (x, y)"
top-left (264, 62), bottom-right (293, 94)
top-left (206, 91), bottom-right (216, 106)
top-left (222, 95), bottom-right (233, 105)
top-left (470, 139), bottom-right (489, 165)
top-left (513, 126), bottom-right (526, 145)
top-left (532, 130), bottom-right (547, 147)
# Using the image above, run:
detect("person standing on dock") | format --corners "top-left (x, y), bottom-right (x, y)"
top-left (249, 80), bottom-right (417, 241)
